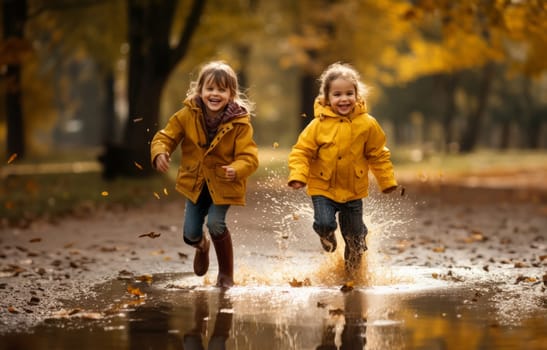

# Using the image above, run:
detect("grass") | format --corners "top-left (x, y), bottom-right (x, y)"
top-left (0, 172), bottom-right (176, 228)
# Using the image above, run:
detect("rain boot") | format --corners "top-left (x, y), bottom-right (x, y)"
top-left (190, 235), bottom-right (210, 277)
top-left (344, 236), bottom-right (366, 277)
top-left (212, 229), bottom-right (234, 288)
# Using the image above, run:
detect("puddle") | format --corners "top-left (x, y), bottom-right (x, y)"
top-left (1, 271), bottom-right (545, 350)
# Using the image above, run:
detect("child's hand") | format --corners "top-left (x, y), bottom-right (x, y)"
top-left (154, 153), bottom-right (171, 173)
top-left (288, 181), bottom-right (305, 190)
top-left (221, 165), bottom-right (236, 181)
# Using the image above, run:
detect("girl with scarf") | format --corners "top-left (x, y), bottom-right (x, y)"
top-left (151, 61), bottom-right (258, 288)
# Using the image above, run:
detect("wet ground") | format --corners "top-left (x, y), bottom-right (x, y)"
top-left (1, 174), bottom-right (546, 349)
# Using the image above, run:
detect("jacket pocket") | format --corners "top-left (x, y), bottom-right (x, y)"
top-left (214, 166), bottom-right (244, 198)
top-left (308, 161), bottom-right (332, 190)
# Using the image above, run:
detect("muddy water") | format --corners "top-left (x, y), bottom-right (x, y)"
top-left (0, 271), bottom-right (545, 350)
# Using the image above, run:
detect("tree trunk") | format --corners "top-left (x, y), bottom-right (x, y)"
top-left (499, 120), bottom-right (511, 150)
top-left (459, 64), bottom-right (494, 153)
top-left (299, 74), bottom-right (316, 130)
top-left (2, 0), bottom-right (27, 160)
top-left (100, 0), bottom-right (206, 179)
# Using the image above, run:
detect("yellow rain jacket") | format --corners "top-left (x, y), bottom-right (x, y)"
top-left (150, 98), bottom-right (258, 205)
top-left (288, 99), bottom-right (397, 202)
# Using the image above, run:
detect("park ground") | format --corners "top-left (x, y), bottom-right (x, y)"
top-left (0, 150), bottom-right (545, 348)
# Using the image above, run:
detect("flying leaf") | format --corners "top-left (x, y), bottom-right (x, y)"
top-left (153, 192), bottom-right (161, 199)
top-left (272, 142), bottom-right (279, 149)
top-left (134, 161), bottom-right (143, 170)
top-left (7, 153), bottom-right (17, 164)
top-left (101, 191), bottom-right (109, 197)
top-left (163, 188), bottom-right (169, 196)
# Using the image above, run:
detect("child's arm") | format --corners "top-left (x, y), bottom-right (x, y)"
top-left (287, 123), bottom-right (317, 187)
top-left (365, 119), bottom-right (398, 192)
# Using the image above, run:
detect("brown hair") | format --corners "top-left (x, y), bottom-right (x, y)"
top-left (317, 62), bottom-right (368, 105)
top-left (187, 61), bottom-right (254, 113)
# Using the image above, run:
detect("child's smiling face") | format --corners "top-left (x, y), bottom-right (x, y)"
top-left (327, 78), bottom-right (356, 116)
top-left (200, 77), bottom-right (232, 117)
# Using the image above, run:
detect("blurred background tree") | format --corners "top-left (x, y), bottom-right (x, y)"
top-left (1, 0), bottom-right (545, 177)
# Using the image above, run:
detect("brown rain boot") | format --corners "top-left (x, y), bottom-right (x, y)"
top-left (191, 235), bottom-right (210, 277)
top-left (212, 230), bottom-right (234, 288)
top-left (344, 235), bottom-right (367, 277)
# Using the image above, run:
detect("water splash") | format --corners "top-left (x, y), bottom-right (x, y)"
top-left (232, 156), bottom-right (416, 289)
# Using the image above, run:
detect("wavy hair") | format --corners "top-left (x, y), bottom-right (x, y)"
top-left (317, 62), bottom-right (368, 106)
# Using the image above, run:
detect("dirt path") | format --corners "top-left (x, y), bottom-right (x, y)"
top-left (0, 177), bottom-right (546, 334)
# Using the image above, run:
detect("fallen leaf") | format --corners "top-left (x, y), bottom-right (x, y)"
top-left (289, 278), bottom-right (311, 287)
top-left (139, 231), bottom-right (161, 239)
top-left (432, 246), bottom-right (446, 253)
top-left (127, 285), bottom-right (145, 298)
top-left (178, 252), bottom-right (188, 259)
top-left (272, 142), bottom-right (279, 149)
top-left (135, 274), bottom-right (153, 284)
top-left (29, 237), bottom-right (42, 243)
top-left (8, 306), bottom-right (19, 314)
top-left (515, 275), bottom-right (537, 284)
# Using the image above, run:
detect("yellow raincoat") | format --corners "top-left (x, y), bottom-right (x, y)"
top-left (150, 98), bottom-right (258, 205)
top-left (288, 99), bottom-right (397, 202)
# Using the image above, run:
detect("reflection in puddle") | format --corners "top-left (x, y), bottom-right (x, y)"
top-left (2, 274), bottom-right (545, 350)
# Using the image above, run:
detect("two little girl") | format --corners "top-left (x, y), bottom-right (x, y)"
top-left (151, 61), bottom-right (397, 287)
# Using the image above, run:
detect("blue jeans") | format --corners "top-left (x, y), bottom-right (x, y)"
top-left (183, 185), bottom-right (230, 244)
top-left (311, 195), bottom-right (368, 250)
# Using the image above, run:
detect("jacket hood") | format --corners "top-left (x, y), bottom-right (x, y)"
top-left (313, 98), bottom-right (368, 119)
